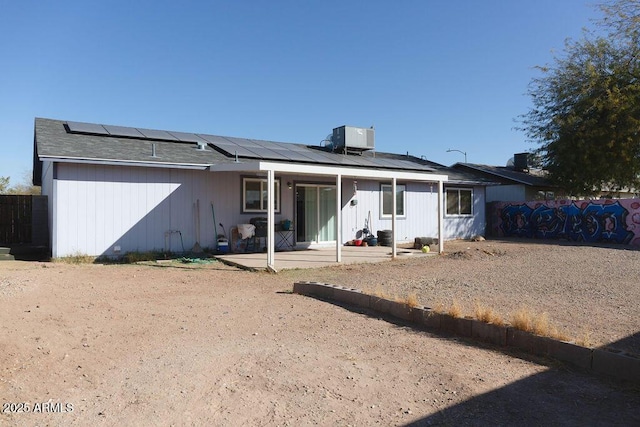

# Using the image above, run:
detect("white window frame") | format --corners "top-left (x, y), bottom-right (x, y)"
top-left (242, 177), bottom-right (280, 213)
top-left (446, 188), bottom-right (473, 217)
top-left (380, 184), bottom-right (406, 218)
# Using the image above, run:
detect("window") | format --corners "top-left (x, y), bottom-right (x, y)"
top-left (242, 177), bottom-right (280, 213)
top-left (381, 184), bottom-right (406, 217)
top-left (446, 188), bottom-right (473, 216)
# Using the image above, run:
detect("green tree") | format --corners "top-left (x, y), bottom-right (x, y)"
top-left (0, 172), bottom-right (41, 195)
top-left (0, 176), bottom-right (9, 194)
top-left (522, 0), bottom-right (640, 196)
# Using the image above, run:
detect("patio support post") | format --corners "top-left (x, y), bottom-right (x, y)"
top-left (267, 169), bottom-right (275, 270)
top-left (438, 179), bottom-right (444, 253)
top-left (391, 177), bottom-right (397, 259)
top-left (336, 173), bottom-right (342, 263)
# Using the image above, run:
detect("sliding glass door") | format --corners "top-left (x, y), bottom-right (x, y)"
top-left (296, 184), bottom-right (336, 243)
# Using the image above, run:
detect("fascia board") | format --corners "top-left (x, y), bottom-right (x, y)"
top-left (209, 161), bottom-right (448, 182)
top-left (39, 155), bottom-right (210, 170)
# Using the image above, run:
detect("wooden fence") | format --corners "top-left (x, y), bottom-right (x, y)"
top-left (0, 195), bottom-right (32, 244)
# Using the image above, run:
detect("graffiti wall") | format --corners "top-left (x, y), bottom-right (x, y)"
top-left (489, 199), bottom-right (640, 246)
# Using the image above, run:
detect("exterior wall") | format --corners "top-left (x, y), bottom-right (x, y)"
top-left (485, 185), bottom-right (525, 203)
top-left (52, 163), bottom-right (221, 257)
top-left (444, 185), bottom-right (486, 240)
top-left (340, 180), bottom-right (485, 243)
top-left (340, 179), bottom-right (440, 243)
top-left (47, 163), bottom-right (486, 256)
top-left (49, 165), bottom-right (306, 257)
top-left (488, 198), bottom-right (640, 246)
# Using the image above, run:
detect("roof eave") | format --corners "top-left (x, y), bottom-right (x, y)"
top-left (39, 155), bottom-right (211, 170)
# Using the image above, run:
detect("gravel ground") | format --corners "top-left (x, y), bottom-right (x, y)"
top-left (285, 238), bottom-right (640, 356)
top-left (0, 238), bottom-right (638, 426)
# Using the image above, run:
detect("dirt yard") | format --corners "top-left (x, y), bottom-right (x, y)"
top-left (1, 239), bottom-right (639, 426)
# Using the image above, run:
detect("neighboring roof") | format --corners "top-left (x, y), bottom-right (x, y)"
top-left (33, 118), bottom-right (486, 185)
top-left (364, 152), bottom-right (496, 186)
top-left (452, 162), bottom-right (555, 187)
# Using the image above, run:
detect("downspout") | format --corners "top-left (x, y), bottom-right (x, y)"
top-left (438, 180), bottom-right (444, 253)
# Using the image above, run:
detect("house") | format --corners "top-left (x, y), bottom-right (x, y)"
top-left (33, 118), bottom-right (490, 268)
top-left (454, 154), bottom-right (639, 201)
top-left (452, 154), bottom-right (563, 203)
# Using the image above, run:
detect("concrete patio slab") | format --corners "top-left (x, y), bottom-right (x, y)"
top-left (215, 245), bottom-right (432, 271)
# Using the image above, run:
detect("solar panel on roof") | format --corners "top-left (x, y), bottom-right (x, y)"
top-left (137, 128), bottom-right (179, 141)
top-left (346, 156), bottom-right (380, 167)
top-left (223, 137), bottom-right (262, 148)
top-left (269, 141), bottom-right (307, 152)
top-left (245, 147), bottom-right (284, 160)
top-left (249, 139), bottom-right (287, 150)
top-left (331, 155), bottom-right (360, 166)
top-left (368, 158), bottom-right (399, 168)
top-left (103, 125), bottom-right (145, 138)
top-left (356, 157), bottom-right (383, 167)
top-left (167, 131), bottom-right (208, 144)
top-left (376, 158), bottom-right (405, 168)
top-left (302, 150), bottom-right (337, 163)
top-left (393, 159), bottom-right (435, 171)
top-left (385, 159), bottom-right (421, 169)
top-left (209, 141), bottom-right (262, 158)
top-left (237, 138), bottom-right (264, 148)
top-left (66, 121), bottom-right (109, 135)
top-left (198, 134), bottom-right (228, 144)
top-left (270, 149), bottom-right (316, 162)
top-left (311, 150), bottom-right (344, 164)
top-left (286, 144), bottom-right (310, 152)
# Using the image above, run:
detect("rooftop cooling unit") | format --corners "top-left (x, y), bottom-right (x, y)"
top-left (332, 126), bottom-right (375, 152)
top-left (513, 153), bottom-right (530, 172)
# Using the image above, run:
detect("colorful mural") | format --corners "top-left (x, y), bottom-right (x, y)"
top-left (490, 199), bottom-right (640, 246)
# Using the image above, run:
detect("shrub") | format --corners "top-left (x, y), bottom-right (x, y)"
top-left (474, 301), bottom-right (504, 326)
top-left (53, 252), bottom-right (95, 264)
top-left (447, 299), bottom-right (463, 318)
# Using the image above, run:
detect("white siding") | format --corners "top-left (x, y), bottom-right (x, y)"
top-left (444, 185), bottom-right (486, 239)
top-left (485, 184), bottom-right (526, 203)
top-left (341, 179), bottom-right (441, 243)
top-left (53, 163), bottom-right (227, 257)
top-left (50, 163), bottom-right (487, 256)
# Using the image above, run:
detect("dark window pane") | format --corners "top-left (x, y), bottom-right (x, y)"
top-left (396, 185), bottom-right (405, 216)
top-left (446, 189), bottom-right (459, 215)
top-left (460, 190), bottom-right (472, 215)
top-left (245, 180), bottom-right (262, 210)
top-left (382, 186), bottom-right (393, 215)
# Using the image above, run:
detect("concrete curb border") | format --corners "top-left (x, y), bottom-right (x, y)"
top-left (293, 281), bottom-right (640, 384)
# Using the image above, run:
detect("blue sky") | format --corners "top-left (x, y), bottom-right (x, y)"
top-left (1, 1), bottom-right (600, 186)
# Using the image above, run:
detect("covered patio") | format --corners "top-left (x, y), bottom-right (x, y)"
top-left (211, 160), bottom-right (448, 272)
top-left (215, 244), bottom-right (433, 271)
